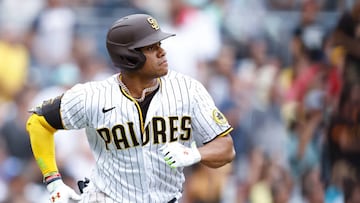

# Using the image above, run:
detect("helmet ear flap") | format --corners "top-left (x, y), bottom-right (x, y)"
top-left (107, 43), bottom-right (146, 70)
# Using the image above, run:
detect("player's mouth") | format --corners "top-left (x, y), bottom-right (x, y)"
top-left (159, 60), bottom-right (168, 66)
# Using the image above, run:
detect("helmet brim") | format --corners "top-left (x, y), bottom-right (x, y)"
top-left (129, 30), bottom-right (175, 49)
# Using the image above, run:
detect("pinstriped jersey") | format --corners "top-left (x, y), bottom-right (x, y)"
top-left (60, 70), bottom-right (233, 203)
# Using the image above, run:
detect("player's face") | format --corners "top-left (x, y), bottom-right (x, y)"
top-left (139, 42), bottom-right (168, 78)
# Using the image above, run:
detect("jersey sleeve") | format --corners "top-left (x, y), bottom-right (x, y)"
top-left (191, 80), bottom-right (233, 144)
top-left (60, 83), bottom-right (89, 129)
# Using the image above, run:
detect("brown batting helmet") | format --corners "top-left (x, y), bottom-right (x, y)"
top-left (106, 14), bottom-right (175, 70)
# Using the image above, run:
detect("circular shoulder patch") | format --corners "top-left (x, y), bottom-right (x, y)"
top-left (212, 109), bottom-right (227, 125)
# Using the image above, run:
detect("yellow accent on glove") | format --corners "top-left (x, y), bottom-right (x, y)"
top-left (160, 141), bottom-right (201, 168)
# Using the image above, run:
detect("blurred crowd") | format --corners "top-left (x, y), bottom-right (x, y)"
top-left (0, 0), bottom-right (359, 202)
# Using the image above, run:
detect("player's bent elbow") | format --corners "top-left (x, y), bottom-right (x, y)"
top-left (203, 136), bottom-right (236, 168)
top-left (205, 150), bottom-right (235, 168)
top-left (222, 144), bottom-right (236, 165)
top-left (26, 113), bottom-right (57, 137)
top-left (222, 134), bottom-right (236, 163)
top-left (26, 114), bottom-right (39, 136)
top-left (228, 146), bottom-right (236, 163)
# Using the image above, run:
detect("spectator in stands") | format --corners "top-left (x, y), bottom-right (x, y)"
top-left (325, 0), bottom-right (360, 193)
top-left (326, 83), bottom-right (360, 180)
top-left (0, 0), bottom-right (44, 33)
top-left (301, 167), bottom-right (325, 203)
top-left (0, 25), bottom-right (30, 105)
top-left (331, 0), bottom-right (360, 89)
top-left (236, 38), bottom-right (288, 168)
top-left (249, 156), bottom-right (293, 203)
top-left (0, 86), bottom-right (38, 163)
top-left (293, 0), bottom-right (327, 63)
top-left (285, 0), bottom-right (328, 105)
top-left (29, 0), bottom-right (77, 72)
top-left (161, 0), bottom-right (221, 81)
top-left (344, 178), bottom-right (360, 203)
top-left (324, 160), bottom-right (355, 203)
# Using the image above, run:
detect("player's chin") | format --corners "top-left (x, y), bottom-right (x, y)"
top-left (159, 68), bottom-right (168, 77)
top-left (158, 62), bottom-right (169, 75)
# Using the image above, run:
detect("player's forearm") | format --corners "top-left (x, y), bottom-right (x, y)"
top-left (26, 113), bottom-right (59, 176)
top-left (198, 135), bottom-right (235, 168)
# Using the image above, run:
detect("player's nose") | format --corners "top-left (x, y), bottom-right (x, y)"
top-left (158, 46), bottom-right (166, 57)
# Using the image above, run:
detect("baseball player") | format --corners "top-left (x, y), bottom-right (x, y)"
top-left (26, 13), bottom-right (235, 203)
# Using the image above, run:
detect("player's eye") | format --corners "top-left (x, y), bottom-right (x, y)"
top-left (143, 42), bottom-right (161, 52)
top-left (146, 45), bottom-right (154, 51)
top-left (142, 45), bottom-right (153, 52)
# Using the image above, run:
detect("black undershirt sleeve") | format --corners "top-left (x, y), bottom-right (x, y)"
top-left (30, 94), bottom-right (64, 129)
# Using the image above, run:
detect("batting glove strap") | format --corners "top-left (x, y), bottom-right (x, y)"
top-left (160, 141), bottom-right (201, 168)
top-left (47, 179), bottom-right (82, 203)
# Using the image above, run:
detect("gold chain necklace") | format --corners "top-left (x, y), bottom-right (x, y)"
top-left (117, 74), bottom-right (159, 102)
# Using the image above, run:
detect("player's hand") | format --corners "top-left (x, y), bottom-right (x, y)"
top-left (47, 179), bottom-right (82, 203)
top-left (160, 141), bottom-right (201, 168)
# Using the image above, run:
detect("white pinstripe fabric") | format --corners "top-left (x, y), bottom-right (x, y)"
top-left (60, 70), bottom-right (232, 202)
